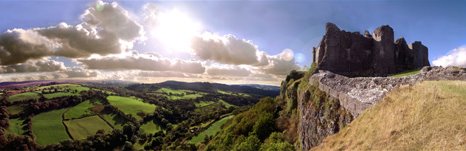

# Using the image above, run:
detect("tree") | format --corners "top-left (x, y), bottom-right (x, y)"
top-left (232, 135), bottom-right (260, 151)
top-left (252, 113), bottom-right (275, 140)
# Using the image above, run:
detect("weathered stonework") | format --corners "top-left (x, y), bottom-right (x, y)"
top-left (313, 23), bottom-right (430, 77)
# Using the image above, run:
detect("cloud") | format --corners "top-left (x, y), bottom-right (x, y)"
top-left (432, 46), bottom-right (466, 68)
top-left (206, 66), bottom-right (251, 77)
top-left (191, 32), bottom-right (265, 65)
top-left (191, 32), bottom-right (301, 75)
top-left (0, 72), bottom-right (67, 82)
top-left (0, 59), bottom-right (65, 73)
top-left (78, 53), bottom-right (205, 74)
top-left (138, 71), bottom-right (189, 78)
top-left (0, 1), bottom-right (142, 65)
top-left (260, 49), bottom-right (300, 75)
top-left (63, 68), bottom-right (98, 78)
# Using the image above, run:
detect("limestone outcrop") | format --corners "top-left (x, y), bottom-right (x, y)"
top-left (313, 23), bottom-right (430, 77)
top-left (291, 66), bottom-right (466, 150)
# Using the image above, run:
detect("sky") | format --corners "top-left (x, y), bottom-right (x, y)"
top-left (0, 0), bottom-right (465, 85)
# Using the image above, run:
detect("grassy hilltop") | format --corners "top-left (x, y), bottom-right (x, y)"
top-left (313, 80), bottom-right (466, 150)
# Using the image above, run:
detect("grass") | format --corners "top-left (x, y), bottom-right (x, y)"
top-left (36, 84), bottom-right (89, 92)
top-left (107, 96), bottom-right (156, 121)
top-left (390, 69), bottom-right (420, 77)
top-left (64, 100), bottom-right (95, 120)
top-left (313, 80), bottom-right (466, 151)
top-left (64, 115), bottom-right (113, 140)
top-left (219, 99), bottom-right (236, 108)
top-left (217, 90), bottom-right (250, 97)
top-left (43, 92), bottom-right (77, 99)
top-left (32, 108), bottom-right (70, 145)
top-left (7, 118), bottom-right (24, 135)
top-left (156, 88), bottom-right (205, 100)
top-left (101, 114), bottom-right (126, 130)
top-left (140, 121), bottom-right (162, 134)
top-left (7, 105), bottom-right (24, 115)
top-left (8, 92), bottom-right (40, 103)
top-left (195, 101), bottom-right (215, 107)
top-left (190, 115), bottom-right (234, 144)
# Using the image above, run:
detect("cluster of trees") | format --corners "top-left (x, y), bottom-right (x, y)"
top-left (0, 106), bottom-right (9, 148)
top-left (203, 97), bottom-right (295, 151)
top-left (2, 82), bottom-right (281, 150)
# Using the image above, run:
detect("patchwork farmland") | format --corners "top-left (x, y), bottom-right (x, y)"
top-left (0, 81), bottom-right (278, 150)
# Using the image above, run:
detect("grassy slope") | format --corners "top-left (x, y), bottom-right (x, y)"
top-left (219, 99), bottom-right (235, 108)
top-left (101, 114), bottom-right (126, 130)
top-left (32, 109), bottom-right (70, 145)
top-left (217, 90), bottom-right (250, 97)
top-left (7, 118), bottom-right (24, 135)
top-left (107, 96), bottom-right (156, 121)
top-left (157, 88), bottom-right (204, 100)
top-left (195, 101), bottom-right (215, 107)
top-left (43, 92), bottom-right (77, 99)
top-left (190, 115), bottom-right (234, 144)
top-left (64, 100), bottom-right (94, 119)
top-left (390, 69), bottom-right (420, 77)
top-left (8, 92), bottom-right (40, 102)
top-left (64, 115), bottom-right (113, 140)
top-left (37, 84), bottom-right (89, 92)
top-left (7, 105), bottom-right (24, 115)
top-left (140, 121), bottom-right (162, 134)
top-left (313, 81), bottom-right (466, 151)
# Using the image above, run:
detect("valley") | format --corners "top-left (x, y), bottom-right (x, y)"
top-left (0, 81), bottom-right (279, 150)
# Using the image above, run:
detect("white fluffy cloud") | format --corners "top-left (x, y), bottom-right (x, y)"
top-left (432, 46), bottom-right (466, 67)
top-left (192, 32), bottom-right (266, 65)
top-left (63, 68), bottom-right (98, 78)
top-left (0, 1), bottom-right (302, 85)
top-left (260, 49), bottom-right (300, 75)
top-left (0, 1), bottom-right (142, 65)
top-left (0, 59), bottom-right (65, 73)
top-left (78, 53), bottom-right (205, 74)
top-left (192, 32), bottom-right (300, 75)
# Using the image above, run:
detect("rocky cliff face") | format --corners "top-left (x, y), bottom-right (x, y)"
top-left (313, 23), bottom-right (430, 77)
top-left (280, 23), bottom-right (465, 151)
top-left (279, 67), bottom-right (466, 150)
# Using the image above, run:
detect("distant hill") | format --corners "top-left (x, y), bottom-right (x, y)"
top-left (127, 80), bottom-right (280, 97)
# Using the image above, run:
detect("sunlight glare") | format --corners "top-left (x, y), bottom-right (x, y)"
top-left (152, 9), bottom-right (202, 53)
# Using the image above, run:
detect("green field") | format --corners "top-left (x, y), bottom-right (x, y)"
top-left (7, 118), bottom-right (24, 135)
top-left (107, 96), bottom-right (156, 121)
top-left (217, 90), bottom-right (250, 97)
top-left (219, 99), bottom-right (235, 108)
top-left (32, 109), bottom-right (70, 145)
top-left (64, 100), bottom-right (95, 119)
top-left (64, 115), bottom-right (113, 140)
top-left (195, 101), bottom-right (215, 107)
top-left (157, 88), bottom-right (205, 100)
top-left (190, 115), bottom-right (234, 144)
top-left (43, 92), bottom-right (78, 99)
top-left (7, 105), bottom-right (24, 115)
top-left (390, 69), bottom-right (420, 77)
top-left (140, 121), bottom-right (162, 134)
top-left (8, 92), bottom-right (40, 103)
top-left (101, 114), bottom-right (126, 130)
top-left (37, 84), bottom-right (89, 92)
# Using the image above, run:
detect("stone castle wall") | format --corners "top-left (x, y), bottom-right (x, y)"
top-left (313, 23), bottom-right (430, 77)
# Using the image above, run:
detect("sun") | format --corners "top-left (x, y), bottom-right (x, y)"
top-left (151, 9), bottom-right (202, 53)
